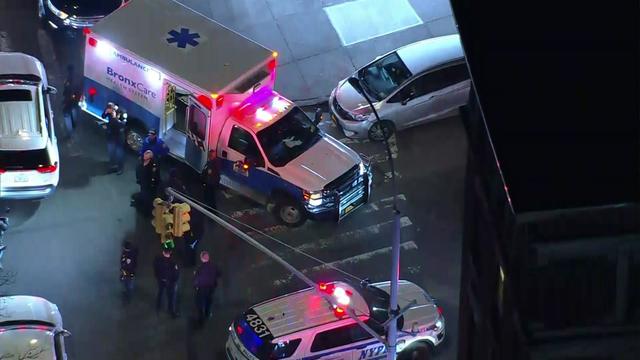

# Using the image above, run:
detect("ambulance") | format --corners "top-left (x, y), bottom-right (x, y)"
top-left (226, 280), bottom-right (445, 360)
top-left (80, 0), bottom-right (371, 226)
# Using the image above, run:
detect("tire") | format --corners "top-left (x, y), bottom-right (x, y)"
top-left (273, 197), bottom-right (306, 227)
top-left (125, 123), bottom-right (146, 153)
top-left (368, 120), bottom-right (395, 142)
top-left (398, 341), bottom-right (435, 360)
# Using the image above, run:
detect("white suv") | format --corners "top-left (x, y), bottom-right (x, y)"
top-left (0, 295), bottom-right (71, 360)
top-left (226, 280), bottom-right (445, 360)
top-left (0, 53), bottom-right (60, 200)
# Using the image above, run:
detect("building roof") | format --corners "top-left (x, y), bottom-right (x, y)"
top-left (91, 0), bottom-right (274, 94)
top-left (451, 2), bottom-right (640, 213)
top-left (397, 34), bottom-right (464, 74)
top-left (252, 281), bottom-right (369, 338)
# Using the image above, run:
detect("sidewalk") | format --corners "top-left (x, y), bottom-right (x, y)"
top-left (178, 0), bottom-right (457, 105)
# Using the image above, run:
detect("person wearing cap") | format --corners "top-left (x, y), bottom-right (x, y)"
top-left (139, 129), bottom-right (169, 160)
top-left (153, 247), bottom-right (180, 318)
top-left (132, 149), bottom-right (160, 215)
top-left (103, 102), bottom-right (127, 175)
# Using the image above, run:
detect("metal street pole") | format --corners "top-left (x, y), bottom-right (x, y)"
top-left (347, 77), bottom-right (401, 360)
top-left (164, 188), bottom-right (386, 343)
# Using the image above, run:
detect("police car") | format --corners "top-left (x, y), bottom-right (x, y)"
top-left (226, 280), bottom-right (444, 360)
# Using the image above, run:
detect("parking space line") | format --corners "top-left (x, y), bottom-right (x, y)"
top-left (273, 240), bottom-right (419, 286)
top-left (0, 31), bottom-right (12, 51)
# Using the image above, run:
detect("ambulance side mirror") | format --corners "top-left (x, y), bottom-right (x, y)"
top-left (46, 86), bottom-right (57, 95)
top-left (313, 108), bottom-right (323, 126)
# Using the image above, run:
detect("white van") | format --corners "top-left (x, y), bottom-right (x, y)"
top-left (0, 53), bottom-right (60, 200)
top-left (226, 280), bottom-right (445, 360)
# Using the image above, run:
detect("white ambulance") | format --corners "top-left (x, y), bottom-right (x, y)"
top-left (80, 0), bottom-right (371, 225)
top-left (226, 280), bottom-right (445, 360)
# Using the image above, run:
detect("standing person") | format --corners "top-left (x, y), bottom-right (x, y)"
top-left (153, 247), bottom-right (180, 318)
top-left (119, 241), bottom-right (138, 304)
top-left (103, 103), bottom-right (126, 175)
top-left (202, 150), bottom-right (221, 209)
top-left (139, 129), bottom-right (169, 161)
top-left (62, 65), bottom-right (79, 146)
top-left (193, 251), bottom-right (220, 325)
top-left (132, 150), bottom-right (160, 215)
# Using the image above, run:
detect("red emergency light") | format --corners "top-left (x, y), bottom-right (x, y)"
top-left (88, 87), bottom-right (97, 96)
top-left (88, 37), bottom-right (98, 47)
top-left (82, 28), bottom-right (91, 35)
top-left (197, 94), bottom-right (212, 110)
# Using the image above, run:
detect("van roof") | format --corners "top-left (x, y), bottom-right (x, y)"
top-left (396, 34), bottom-right (465, 74)
top-left (91, 0), bottom-right (274, 94)
top-left (252, 281), bottom-right (370, 338)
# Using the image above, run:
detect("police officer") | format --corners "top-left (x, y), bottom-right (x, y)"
top-left (153, 246), bottom-right (180, 318)
top-left (140, 129), bottom-right (169, 161)
top-left (202, 150), bottom-right (221, 209)
top-left (119, 241), bottom-right (138, 304)
top-left (62, 65), bottom-right (79, 146)
top-left (132, 150), bottom-right (160, 215)
top-left (103, 103), bottom-right (126, 175)
top-left (193, 251), bottom-right (221, 325)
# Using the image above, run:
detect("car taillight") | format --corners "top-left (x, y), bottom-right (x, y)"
top-left (37, 163), bottom-right (57, 173)
top-left (437, 306), bottom-right (443, 315)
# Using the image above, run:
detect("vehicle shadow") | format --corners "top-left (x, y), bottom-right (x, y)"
top-left (0, 200), bottom-right (41, 229)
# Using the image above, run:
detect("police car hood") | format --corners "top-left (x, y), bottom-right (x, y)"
top-left (372, 280), bottom-right (440, 330)
top-left (281, 135), bottom-right (360, 191)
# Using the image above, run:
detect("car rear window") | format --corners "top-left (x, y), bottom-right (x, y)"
top-left (0, 149), bottom-right (51, 170)
top-left (0, 89), bottom-right (33, 102)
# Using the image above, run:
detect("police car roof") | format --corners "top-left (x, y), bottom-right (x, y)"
top-left (91, 0), bottom-right (273, 94)
top-left (252, 281), bottom-right (370, 338)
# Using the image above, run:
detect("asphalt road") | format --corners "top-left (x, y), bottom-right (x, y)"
top-left (0, 1), bottom-right (466, 359)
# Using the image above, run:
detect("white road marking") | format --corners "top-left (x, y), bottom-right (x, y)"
top-left (0, 31), bottom-right (12, 51)
top-left (221, 189), bottom-right (234, 199)
top-left (273, 240), bottom-right (419, 286)
top-left (250, 216), bottom-right (413, 270)
top-left (384, 171), bottom-right (402, 183)
top-left (230, 207), bottom-right (264, 219)
top-left (388, 134), bottom-right (399, 159)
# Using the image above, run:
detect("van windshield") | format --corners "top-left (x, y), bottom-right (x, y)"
top-left (358, 52), bottom-right (412, 101)
top-left (257, 107), bottom-right (322, 167)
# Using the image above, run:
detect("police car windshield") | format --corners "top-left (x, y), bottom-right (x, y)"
top-left (360, 285), bottom-right (391, 325)
top-left (257, 107), bottom-right (322, 167)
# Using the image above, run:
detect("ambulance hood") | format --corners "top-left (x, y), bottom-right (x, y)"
top-left (280, 135), bottom-right (360, 192)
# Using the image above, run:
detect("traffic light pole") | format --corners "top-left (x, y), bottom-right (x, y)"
top-left (346, 77), bottom-right (401, 360)
top-left (165, 188), bottom-right (386, 344)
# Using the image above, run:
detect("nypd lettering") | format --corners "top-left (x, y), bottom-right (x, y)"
top-left (358, 345), bottom-right (386, 359)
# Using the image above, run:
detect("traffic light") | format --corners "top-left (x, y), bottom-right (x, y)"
top-left (172, 203), bottom-right (191, 237)
top-left (163, 211), bottom-right (174, 243)
top-left (152, 198), bottom-right (168, 234)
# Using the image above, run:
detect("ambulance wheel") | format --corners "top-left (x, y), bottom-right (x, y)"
top-left (398, 341), bottom-right (434, 360)
top-left (368, 120), bottom-right (395, 142)
top-left (274, 198), bottom-right (306, 227)
top-left (125, 125), bottom-right (146, 153)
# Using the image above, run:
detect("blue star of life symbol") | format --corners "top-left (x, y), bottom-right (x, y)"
top-left (166, 28), bottom-right (200, 49)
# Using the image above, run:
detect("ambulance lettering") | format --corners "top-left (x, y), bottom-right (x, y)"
top-left (358, 345), bottom-right (386, 359)
top-left (106, 66), bottom-right (157, 100)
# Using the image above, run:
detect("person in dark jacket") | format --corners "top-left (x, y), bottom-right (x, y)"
top-left (132, 150), bottom-right (160, 215)
top-left (202, 150), bottom-right (221, 209)
top-left (103, 103), bottom-right (127, 175)
top-left (153, 248), bottom-right (180, 317)
top-left (139, 129), bottom-right (169, 160)
top-left (120, 241), bottom-right (138, 303)
top-left (193, 251), bottom-right (220, 325)
top-left (62, 65), bottom-right (79, 145)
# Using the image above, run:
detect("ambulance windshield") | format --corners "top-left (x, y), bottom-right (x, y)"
top-left (257, 107), bottom-right (322, 167)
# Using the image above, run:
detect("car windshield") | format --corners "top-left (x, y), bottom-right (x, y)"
top-left (257, 107), bottom-right (322, 167)
top-left (358, 52), bottom-right (413, 101)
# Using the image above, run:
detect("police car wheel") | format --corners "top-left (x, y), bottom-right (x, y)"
top-left (275, 200), bottom-right (306, 227)
top-left (125, 126), bottom-right (145, 153)
top-left (368, 120), bottom-right (395, 142)
top-left (398, 341), bottom-right (434, 360)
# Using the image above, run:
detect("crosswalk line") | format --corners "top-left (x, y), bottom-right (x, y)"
top-left (248, 216), bottom-right (413, 270)
top-left (273, 240), bottom-right (419, 286)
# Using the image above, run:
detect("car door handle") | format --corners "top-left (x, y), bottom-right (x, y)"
top-left (221, 150), bottom-right (227, 158)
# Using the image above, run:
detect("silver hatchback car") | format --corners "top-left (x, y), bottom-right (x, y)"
top-left (330, 34), bottom-right (470, 141)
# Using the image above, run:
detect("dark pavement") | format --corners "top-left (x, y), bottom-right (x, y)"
top-left (0, 1), bottom-right (466, 359)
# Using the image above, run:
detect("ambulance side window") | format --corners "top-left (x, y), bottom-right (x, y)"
top-left (229, 126), bottom-right (263, 166)
top-left (310, 323), bottom-right (373, 352)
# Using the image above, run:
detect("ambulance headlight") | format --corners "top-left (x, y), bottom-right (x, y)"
top-left (47, 0), bottom-right (69, 20)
